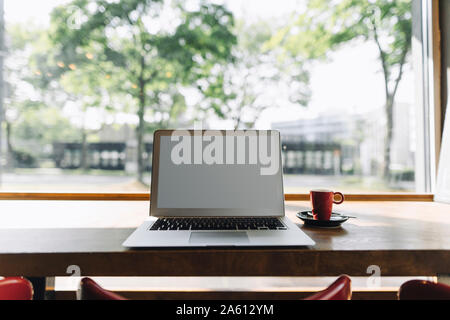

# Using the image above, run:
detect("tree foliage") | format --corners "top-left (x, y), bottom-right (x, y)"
top-left (270, 0), bottom-right (412, 178)
top-left (200, 21), bottom-right (311, 129)
top-left (36, 0), bottom-right (237, 181)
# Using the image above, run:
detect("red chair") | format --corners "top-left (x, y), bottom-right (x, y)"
top-left (79, 276), bottom-right (351, 301)
top-left (78, 277), bottom-right (127, 300)
top-left (0, 277), bottom-right (34, 300)
top-left (304, 275), bottom-right (352, 300)
top-left (398, 280), bottom-right (450, 300)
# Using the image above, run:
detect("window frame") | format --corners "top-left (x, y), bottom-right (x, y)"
top-left (413, 0), bottom-right (444, 193)
top-left (0, 0), bottom-right (443, 201)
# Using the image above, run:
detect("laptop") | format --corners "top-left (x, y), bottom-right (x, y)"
top-left (123, 129), bottom-right (315, 247)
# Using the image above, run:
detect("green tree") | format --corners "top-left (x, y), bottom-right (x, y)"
top-left (200, 21), bottom-right (310, 129)
top-left (3, 24), bottom-right (50, 167)
top-left (44, 0), bottom-right (236, 182)
top-left (3, 24), bottom-right (83, 168)
top-left (13, 105), bottom-right (80, 154)
top-left (58, 59), bottom-right (122, 170)
top-left (269, 0), bottom-right (411, 179)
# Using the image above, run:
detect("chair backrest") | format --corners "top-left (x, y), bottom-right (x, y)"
top-left (79, 276), bottom-right (352, 301)
top-left (398, 280), bottom-right (450, 300)
top-left (78, 277), bottom-right (127, 300)
top-left (0, 277), bottom-right (34, 300)
top-left (304, 275), bottom-right (352, 300)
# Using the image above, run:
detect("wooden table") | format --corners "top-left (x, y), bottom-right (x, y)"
top-left (0, 200), bottom-right (449, 279)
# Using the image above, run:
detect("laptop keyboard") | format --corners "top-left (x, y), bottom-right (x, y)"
top-left (149, 217), bottom-right (287, 231)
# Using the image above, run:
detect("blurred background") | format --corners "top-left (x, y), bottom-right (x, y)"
top-left (0, 0), bottom-right (416, 193)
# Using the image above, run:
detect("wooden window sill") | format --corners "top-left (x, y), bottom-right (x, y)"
top-left (0, 192), bottom-right (434, 201)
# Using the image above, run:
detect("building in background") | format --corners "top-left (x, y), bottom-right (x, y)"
top-left (272, 103), bottom-right (415, 181)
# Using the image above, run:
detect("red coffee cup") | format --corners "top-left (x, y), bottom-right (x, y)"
top-left (310, 190), bottom-right (344, 221)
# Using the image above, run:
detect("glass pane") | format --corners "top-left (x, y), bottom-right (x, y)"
top-left (1, 0), bottom-right (419, 193)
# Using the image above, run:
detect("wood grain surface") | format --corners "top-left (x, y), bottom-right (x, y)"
top-left (0, 200), bottom-right (449, 277)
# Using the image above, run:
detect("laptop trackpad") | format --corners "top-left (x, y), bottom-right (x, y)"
top-left (189, 232), bottom-right (249, 244)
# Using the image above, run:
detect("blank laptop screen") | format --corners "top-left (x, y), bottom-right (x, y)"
top-left (155, 132), bottom-right (284, 214)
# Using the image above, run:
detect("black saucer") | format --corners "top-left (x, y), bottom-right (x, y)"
top-left (296, 211), bottom-right (349, 228)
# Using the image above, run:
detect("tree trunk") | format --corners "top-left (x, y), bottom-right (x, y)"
top-left (234, 117), bottom-right (241, 130)
top-left (5, 121), bottom-right (13, 168)
top-left (80, 129), bottom-right (88, 171)
top-left (383, 95), bottom-right (394, 179)
top-left (136, 63), bottom-right (146, 183)
top-left (137, 94), bottom-right (145, 183)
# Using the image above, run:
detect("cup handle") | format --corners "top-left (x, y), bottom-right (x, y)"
top-left (333, 192), bottom-right (344, 204)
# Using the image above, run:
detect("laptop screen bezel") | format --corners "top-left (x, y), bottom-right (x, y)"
top-left (149, 129), bottom-right (285, 217)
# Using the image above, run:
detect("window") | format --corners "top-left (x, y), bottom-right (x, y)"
top-left (0, 0), bottom-right (437, 193)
